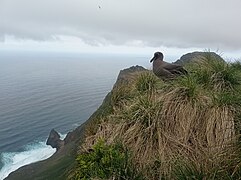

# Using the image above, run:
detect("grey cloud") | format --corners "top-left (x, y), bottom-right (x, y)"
top-left (1, 0), bottom-right (241, 50)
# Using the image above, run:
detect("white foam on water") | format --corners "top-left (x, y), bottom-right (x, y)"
top-left (59, 133), bottom-right (67, 140)
top-left (0, 141), bottom-right (56, 180)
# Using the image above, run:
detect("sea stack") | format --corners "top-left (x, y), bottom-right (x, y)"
top-left (46, 129), bottom-right (64, 151)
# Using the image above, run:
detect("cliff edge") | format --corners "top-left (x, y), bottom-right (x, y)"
top-left (6, 65), bottom-right (147, 180)
top-left (7, 51), bottom-right (240, 180)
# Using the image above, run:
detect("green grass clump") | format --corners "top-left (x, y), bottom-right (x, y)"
top-left (212, 92), bottom-right (241, 107)
top-left (191, 53), bottom-right (241, 92)
top-left (231, 60), bottom-right (241, 71)
top-left (74, 140), bottom-right (144, 180)
top-left (111, 83), bottom-right (134, 108)
top-left (172, 75), bottom-right (201, 101)
top-left (123, 95), bottom-right (162, 128)
top-left (171, 160), bottom-right (205, 180)
top-left (135, 71), bottom-right (159, 93)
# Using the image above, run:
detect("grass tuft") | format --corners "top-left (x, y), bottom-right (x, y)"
top-left (172, 75), bottom-right (202, 101)
top-left (171, 159), bottom-right (205, 180)
top-left (190, 52), bottom-right (241, 91)
top-left (135, 71), bottom-right (160, 93)
top-left (110, 82), bottom-right (133, 108)
top-left (73, 139), bottom-right (144, 180)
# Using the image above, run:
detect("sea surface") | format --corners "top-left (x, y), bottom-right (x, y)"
top-left (0, 51), bottom-right (151, 179)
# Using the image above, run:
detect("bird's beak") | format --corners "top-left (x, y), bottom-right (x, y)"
top-left (150, 56), bottom-right (155, 63)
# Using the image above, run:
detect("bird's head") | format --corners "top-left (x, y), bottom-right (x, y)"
top-left (150, 52), bottom-right (163, 62)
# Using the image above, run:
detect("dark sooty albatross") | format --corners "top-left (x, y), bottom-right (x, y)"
top-left (150, 52), bottom-right (188, 79)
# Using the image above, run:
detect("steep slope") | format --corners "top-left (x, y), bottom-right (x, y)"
top-left (6, 66), bottom-right (147, 180)
top-left (72, 53), bottom-right (241, 179)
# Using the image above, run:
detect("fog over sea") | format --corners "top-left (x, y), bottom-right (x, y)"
top-left (0, 51), bottom-right (157, 179)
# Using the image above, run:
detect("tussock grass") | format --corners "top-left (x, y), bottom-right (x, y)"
top-left (75, 52), bottom-right (241, 179)
top-left (171, 143), bottom-right (241, 179)
top-left (135, 71), bottom-right (160, 93)
top-left (231, 60), bottom-right (241, 71)
top-left (73, 140), bottom-right (144, 180)
top-left (190, 52), bottom-right (241, 92)
top-left (171, 159), bottom-right (205, 180)
top-left (205, 107), bottom-right (235, 148)
top-left (111, 82), bottom-right (134, 108)
top-left (170, 75), bottom-right (204, 101)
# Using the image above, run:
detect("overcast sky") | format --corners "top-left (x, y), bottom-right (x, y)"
top-left (1, 0), bottom-right (241, 58)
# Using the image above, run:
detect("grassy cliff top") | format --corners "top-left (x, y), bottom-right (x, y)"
top-left (73, 52), bottom-right (241, 179)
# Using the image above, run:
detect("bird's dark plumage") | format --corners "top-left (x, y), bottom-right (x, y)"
top-left (150, 52), bottom-right (188, 79)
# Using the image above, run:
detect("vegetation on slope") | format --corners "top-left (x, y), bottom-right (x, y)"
top-left (74, 140), bottom-right (144, 180)
top-left (71, 52), bottom-right (241, 179)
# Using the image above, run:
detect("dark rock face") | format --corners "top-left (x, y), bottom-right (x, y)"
top-left (115, 65), bottom-right (147, 85)
top-left (175, 51), bottom-right (224, 65)
top-left (46, 129), bottom-right (64, 151)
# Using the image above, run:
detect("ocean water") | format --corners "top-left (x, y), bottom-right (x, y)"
top-left (0, 51), bottom-right (150, 179)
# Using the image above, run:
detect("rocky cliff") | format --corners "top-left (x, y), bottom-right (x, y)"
top-left (6, 65), bottom-right (147, 180)
top-left (6, 51), bottom-right (232, 180)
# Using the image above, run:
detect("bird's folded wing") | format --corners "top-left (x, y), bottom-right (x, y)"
top-left (156, 67), bottom-right (174, 78)
top-left (165, 66), bottom-right (188, 75)
top-left (162, 62), bottom-right (182, 70)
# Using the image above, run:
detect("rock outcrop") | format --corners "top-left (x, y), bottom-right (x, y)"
top-left (175, 51), bottom-right (223, 65)
top-left (115, 65), bottom-right (147, 85)
top-left (46, 129), bottom-right (64, 151)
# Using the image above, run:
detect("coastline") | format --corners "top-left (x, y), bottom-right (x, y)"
top-left (5, 65), bottom-right (146, 180)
